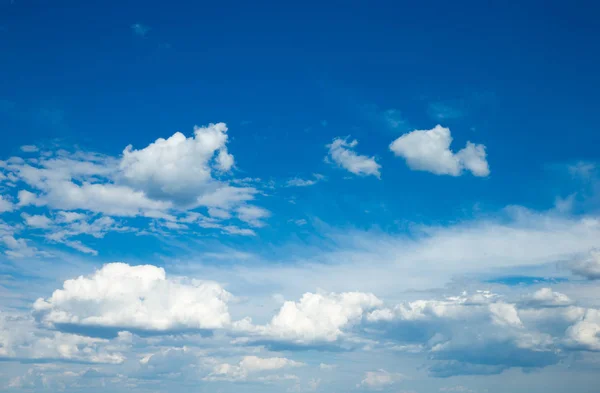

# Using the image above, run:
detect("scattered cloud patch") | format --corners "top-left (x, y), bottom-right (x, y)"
top-left (326, 137), bottom-right (381, 178)
top-left (389, 125), bottom-right (489, 177)
top-left (357, 369), bottom-right (404, 390)
top-left (383, 109), bottom-right (409, 130)
top-left (568, 250), bottom-right (600, 279)
top-left (204, 356), bottom-right (304, 382)
top-left (20, 145), bottom-right (39, 153)
top-left (236, 205), bottom-right (271, 228)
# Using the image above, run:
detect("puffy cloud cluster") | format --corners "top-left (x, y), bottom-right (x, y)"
top-left (204, 356), bottom-right (304, 382)
top-left (564, 309), bottom-right (600, 351)
top-left (0, 122), bottom-right (270, 256)
top-left (357, 369), bottom-right (404, 390)
top-left (0, 311), bottom-right (127, 364)
top-left (364, 288), bottom-right (600, 377)
top-left (326, 138), bottom-right (381, 178)
top-left (33, 263), bottom-right (233, 332)
top-left (237, 291), bottom-right (382, 344)
top-left (1, 258), bottom-right (600, 392)
top-left (389, 125), bottom-right (489, 177)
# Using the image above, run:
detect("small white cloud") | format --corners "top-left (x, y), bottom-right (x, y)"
top-left (20, 145), bottom-right (39, 153)
top-left (326, 137), bottom-right (381, 178)
top-left (286, 173), bottom-right (325, 187)
top-left (56, 211), bottom-right (87, 223)
top-left (389, 125), bottom-right (489, 177)
top-left (357, 369), bottom-right (404, 390)
top-left (523, 288), bottom-right (572, 307)
top-left (383, 109), bottom-right (408, 130)
top-left (207, 207), bottom-right (232, 219)
top-left (0, 195), bottom-right (14, 213)
top-left (319, 363), bottom-right (336, 370)
top-left (564, 309), bottom-right (600, 351)
top-left (221, 225), bottom-right (256, 236)
top-left (17, 190), bottom-right (41, 207)
top-left (21, 213), bottom-right (52, 229)
top-left (204, 356), bottom-right (304, 382)
top-left (568, 161), bottom-right (596, 179)
top-left (286, 178), bottom-right (317, 187)
top-left (236, 205), bottom-right (271, 227)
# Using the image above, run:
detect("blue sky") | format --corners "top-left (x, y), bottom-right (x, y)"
top-left (1, 1), bottom-right (600, 392)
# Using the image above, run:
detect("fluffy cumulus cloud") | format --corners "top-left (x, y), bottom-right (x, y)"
top-left (1, 258), bottom-right (600, 391)
top-left (389, 125), bottom-right (489, 176)
top-left (326, 137), bottom-right (381, 178)
top-left (119, 123), bottom-right (235, 206)
top-left (33, 263), bottom-right (233, 332)
top-left (357, 369), bottom-right (404, 390)
top-left (237, 291), bottom-right (382, 344)
top-left (564, 309), bottom-right (600, 351)
top-left (204, 356), bottom-right (304, 382)
top-left (523, 288), bottom-right (573, 307)
top-left (0, 122), bottom-right (270, 256)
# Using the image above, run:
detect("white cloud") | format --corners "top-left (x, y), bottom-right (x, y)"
top-left (357, 369), bottom-right (404, 390)
top-left (319, 363), bottom-right (336, 370)
top-left (238, 291), bottom-right (382, 344)
top-left (523, 288), bottom-right (573, 307)
top-left (17, 189), bottom-right (41, 207)
top-left (205, 356), bottom-right (304, 382)
top-left (286, 178), bottom-right (317, 187)
top-left (0, 195), bottom-right (14, 213)
top-left (56, 211), bottom-right (87, 223)
top-left (119, 123), bottom-right (235, 206)
top-left (569, 249), bottom-right (600, 279)
top-left (383, 109), bottom-right (408, 130)
top-left (0, 311), bottom-right (126, 364)
top-left (196, 185), bottom-right (257, 210)
top-left (236, 205), bottom-right (271, 227)
top-left (44, 181), bottom-right (171, 217)
top-left (21, 213), bottom-right (52, 228)
top-left (389, 125), bottom-right (489, 177)
top-left (0, 123), bottom-right (269, 253)
top-left (326, 137), bottom-right (381, 178)
top-left (564, 309), bottom-right (600, 351)
top-left (20, 145), bottom-right (39, 153)
top-left (135, 347), bottom-right (199, 379)
top-left (33, 263), bottom-right (233, 332)
top-left (364, 290), bottom-right (574, 376)
top-left (2, 235), bottom-right (48, 258)
top-left (222, 225), bottom-right (256, 236)
top-left (207, 207), bottom-right (232, 219)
